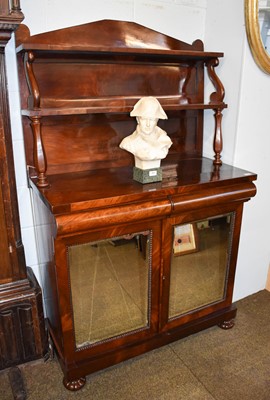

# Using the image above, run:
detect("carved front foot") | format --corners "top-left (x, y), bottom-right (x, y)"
top-left (63, 377), bottom-right (86, 391)
top-left (218, 319), bottom-right (235, 330)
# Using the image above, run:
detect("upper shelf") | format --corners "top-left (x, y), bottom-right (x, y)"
top-left (16, 20), bottom-right (226, 117)
top-left (21, 98), bottom-right (227, 117)
top-left (15, 19), bottom-right (223, 59)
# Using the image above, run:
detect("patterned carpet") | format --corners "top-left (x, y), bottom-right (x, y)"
top-left (1, 290), bottom-right (269, 399)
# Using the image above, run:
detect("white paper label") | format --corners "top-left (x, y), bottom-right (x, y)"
top-left (149, 170), bottom-right (157, 176)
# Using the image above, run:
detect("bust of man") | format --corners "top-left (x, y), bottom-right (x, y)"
top-left (119, 97), bottom-right (172, 170)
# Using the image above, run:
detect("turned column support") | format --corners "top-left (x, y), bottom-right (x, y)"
top-left (206, 58), bottom-right (226, 165)
top-left (213, 108), bottom-right (223, 165)
top-left (23, 48), bottom-right (48, 186)
top-left (30, 116), bottom-right (48, 188)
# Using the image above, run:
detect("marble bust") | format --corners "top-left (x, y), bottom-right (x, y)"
top-left (119, 97), bottom-right (172, 170)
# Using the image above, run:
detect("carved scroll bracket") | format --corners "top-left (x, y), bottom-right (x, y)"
top-left (24, 51), bottom-right (40, 109)
top-left (30, 116), bottom-right (48, 188)
top-left (206, 58), bottom-right (225, 104)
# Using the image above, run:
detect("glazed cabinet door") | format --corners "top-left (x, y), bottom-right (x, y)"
top-left (54, 219), bottom-right (162, 362)
top-left (160, 203), bottom-right (244, 331)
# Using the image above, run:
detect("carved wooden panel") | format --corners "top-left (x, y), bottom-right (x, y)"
top-left (0, 269), bottom-right (47, 369)
top-left (0, 0), bottom-right (48, 370)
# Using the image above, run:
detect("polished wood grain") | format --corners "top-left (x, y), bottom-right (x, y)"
top-left (32, 157), bottom-right (256, 216)
top-left (15, 19), bottom-right (208, 53)
top-left (16, 19), bottom-right (257, 390)
top-left (16, 20), bottom-right (227, 187)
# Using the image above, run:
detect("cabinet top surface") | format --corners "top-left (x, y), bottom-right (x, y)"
top-left (32, 157), bottom-right (256, 215)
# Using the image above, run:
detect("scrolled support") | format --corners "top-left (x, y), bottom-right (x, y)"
top-left (30, 116), bottom-right (49, 188)
top-left (206, 58), bottom-right (225, 104)
top-left (24, 51), bottom-right (40, 109)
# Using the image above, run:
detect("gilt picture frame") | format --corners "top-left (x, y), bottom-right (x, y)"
top-left (245, 0), bottom-right (270, 74)
top-left (173, 223), bottom-right (199, 256)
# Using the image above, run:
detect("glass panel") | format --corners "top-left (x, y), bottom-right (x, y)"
top-left (68, 231), bottom-right (151, 348)
top-left (169, 214), bottom-right (233, 319)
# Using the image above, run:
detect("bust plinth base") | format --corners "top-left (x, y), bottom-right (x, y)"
top-left (133, 166), bottom-right (162, 184)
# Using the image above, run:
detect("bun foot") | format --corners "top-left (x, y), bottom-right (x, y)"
top-left (63, 377), bottom-right (86, 391)
top-left (218, 319), bottom-right (235, 330)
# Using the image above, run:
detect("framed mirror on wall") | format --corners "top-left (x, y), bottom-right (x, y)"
top-left (245, 0), bottom-right (270, 73)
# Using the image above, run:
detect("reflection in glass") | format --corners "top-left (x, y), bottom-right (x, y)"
top-left (169, 214), bottom-right (233, 319)
top-left (259, 0), bottom-right (270, 53)
top-left (68, 232), bottom-right (151, 348)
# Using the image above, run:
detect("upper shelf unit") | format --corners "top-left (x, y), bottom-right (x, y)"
top-left (15, 20), bottom-right (226, 116)
top-left (15, 19), bottom-right (227, 188)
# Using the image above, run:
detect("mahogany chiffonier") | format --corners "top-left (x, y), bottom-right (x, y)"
top-left (15, 20), bottom-right (256, 390)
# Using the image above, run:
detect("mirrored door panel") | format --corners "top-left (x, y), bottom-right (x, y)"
top-left (68, 231), bottom-right (151, 349)
top-left (168, 213), bottom-right (233, 320)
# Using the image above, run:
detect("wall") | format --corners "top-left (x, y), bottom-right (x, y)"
top-left (6, 0), bottom-right (269, 301)
top-left (205, 0), bottom-right (270, 300)
top-left (18, 0), bottom-right (207, 40)
top-left (233, 16), bottom-right (270, 300)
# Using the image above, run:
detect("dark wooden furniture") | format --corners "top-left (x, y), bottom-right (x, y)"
top-left (0, 0), bottom-right (47, 370)
top-left (15, 20), bottom-right (257, 391)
